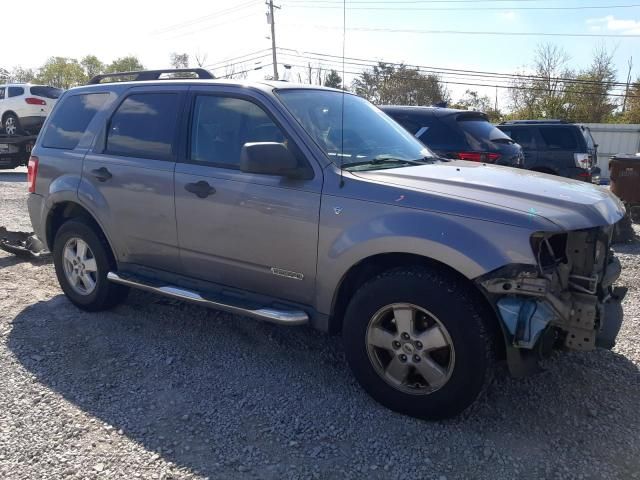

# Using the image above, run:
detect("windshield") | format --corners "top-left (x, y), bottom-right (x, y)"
top-left (277, 89), bottom-right (433, 167)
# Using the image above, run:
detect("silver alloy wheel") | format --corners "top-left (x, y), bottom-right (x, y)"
top-left (62, 237), bottom-right (98, 296)
top-left (4, 116), bottom-right (17, 136)
top-left (366, 303), bottom-right (455, 395)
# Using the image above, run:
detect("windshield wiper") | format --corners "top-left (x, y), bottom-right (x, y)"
top-left (344, 156), bottom-right (431, 169)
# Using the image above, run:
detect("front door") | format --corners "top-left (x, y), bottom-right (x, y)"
top-left (82, 87), bottom-right (186, 272)
top-left (174, 90), bottom-right (322, 305)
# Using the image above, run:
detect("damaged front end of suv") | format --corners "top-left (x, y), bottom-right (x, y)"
top-left (477, 225), bottom-right (627, 376)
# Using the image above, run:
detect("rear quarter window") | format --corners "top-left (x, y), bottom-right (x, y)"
top-left (538, 127), bottom-right (578, 150)
top-left (41, 93), bottom-right (109, 150)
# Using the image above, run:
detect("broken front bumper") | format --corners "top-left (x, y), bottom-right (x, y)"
top-left (476, 227), bottom-right (626, 376)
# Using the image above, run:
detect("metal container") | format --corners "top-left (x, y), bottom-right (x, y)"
top-left (609, 154), bottom-right (640, 205)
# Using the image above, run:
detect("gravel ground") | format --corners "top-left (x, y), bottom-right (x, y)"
top-left (1, 167), bottom-right (639, 480)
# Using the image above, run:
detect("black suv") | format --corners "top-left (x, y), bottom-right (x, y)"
top-left (496, 120), bottom-right (599, 182)
top-left (381, 106), bottom-right (524, 168)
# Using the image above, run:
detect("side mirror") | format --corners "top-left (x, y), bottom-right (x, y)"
top-left (240, 142), bottom-right (302, 177)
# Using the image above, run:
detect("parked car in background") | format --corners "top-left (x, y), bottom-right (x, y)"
top-left (497, 120), bottom-right (599, 183)
top-left (0, 83), bottom-right (63, 135)
top-left (380, 106), bottom-right (524, 168)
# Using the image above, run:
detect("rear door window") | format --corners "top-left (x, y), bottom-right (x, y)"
top-left (8, 87), bottom-right (24, 97)
top-left (106, 93), bottom-right (180, 161)
top-left (0, 87), bottom-right (5, 100)
top-left (41, 93), bottom-right (109, 149)
top-left (538, 127), bottom-right (578, 150)
top-left (30, 86), bottom-right (64, 99)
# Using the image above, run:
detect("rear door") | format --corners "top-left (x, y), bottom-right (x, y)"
top-left (82, 86), bottom-right (186, 272)
top-left (174, 87), bottom-right (322, 305)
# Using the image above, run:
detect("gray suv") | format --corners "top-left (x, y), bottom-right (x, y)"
top-left (27, 69), bottom-right (627, 419)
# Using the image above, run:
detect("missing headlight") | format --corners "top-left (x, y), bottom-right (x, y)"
top-left (530, 233), bottom-right (568, 271)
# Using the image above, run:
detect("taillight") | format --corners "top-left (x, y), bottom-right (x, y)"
top-left (25, 97), bottom-right (46, 106)
top-left (456, 152), bottom-right (501, 163)
top-left (27, 156), bottom-right (39, 193)
top-left (574, 153), bottom-right (591, 169)
top-left (577, 171), bottom-right (592, 182)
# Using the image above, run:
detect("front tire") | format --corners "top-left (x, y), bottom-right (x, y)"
top-left (342, 266), bottom-right (495, 420)
top-left (53, 220), bottom-right (128, 311)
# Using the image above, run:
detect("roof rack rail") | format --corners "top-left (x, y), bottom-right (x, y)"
top-left (87, 68), bottom-right (215, 85)
top-left (499, 119), bottom-right (568, 125)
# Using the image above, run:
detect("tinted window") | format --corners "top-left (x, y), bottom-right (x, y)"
top-left (502, 127), bottom-right (536, 149)
top-left (539, 127), bottom-right (577, 150)
top-left (457, 117), bottom-right (511, 142)
top-left (107, 93), bottom-right (179, 161)
top-left (8, 87), bottom-right (24, 97)
top-left (190, 95), bottom-right (289, 168)
top-left (42, 93), bottom-right (109, 149)
top-left (0, 87), bottom-right (5, 100)
top-left (30, 86), bottom-right (64, 99)
top-left (418, 118), bottom-right (467, 150)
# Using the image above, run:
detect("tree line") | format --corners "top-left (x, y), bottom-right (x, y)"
top-left (2, 44), bottom-right (639, 124)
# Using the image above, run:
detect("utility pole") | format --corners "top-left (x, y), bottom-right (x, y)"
top-left (622, 56), bottom-right (633, 113)
top-left (267, 0), bottom-right (279, 80)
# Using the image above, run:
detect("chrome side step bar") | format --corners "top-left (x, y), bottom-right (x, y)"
top-left (107, 272), bottom-right (308, 326)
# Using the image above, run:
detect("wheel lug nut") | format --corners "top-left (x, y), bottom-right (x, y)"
top-left (401, 332), bottom-right (410, 340)
top-left (392, 341), bottom-right (401, 349)
top-left (399, 354), bottom-right (407, 362)
top-left (413, 354), bottom-right (421, 362)
top-left (416, 341), bottom-right (423, 349)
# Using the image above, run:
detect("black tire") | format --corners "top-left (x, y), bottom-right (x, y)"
top-left (342, 266), bottom-right (495, 420)
top-left (53, 220), bottom-right (128, 311)
top-left (3, 113), bottom-right (21, 136)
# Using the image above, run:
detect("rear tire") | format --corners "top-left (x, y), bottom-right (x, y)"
top-left (342, 266), bottom-right (495, 420)
top-left (3, 113), bottom-right (20, 136)
top-left (53, 220), bottom-right (128, 311)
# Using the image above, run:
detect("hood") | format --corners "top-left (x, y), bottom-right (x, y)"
top-left (351, 161), bottom-right (625, 231)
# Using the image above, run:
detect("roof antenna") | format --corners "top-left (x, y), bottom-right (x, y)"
top-left (339, 0), bottom-right (346, 188)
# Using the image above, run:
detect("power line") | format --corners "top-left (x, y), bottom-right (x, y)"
top-left (167, 12), bottom-right (263, 39)
top-left (153, 1), bottom-right (260, 35)
top-left (206, 49), bottom-right (272, 69)
top-left (277, 48), bottom-right (633, 89)
top-left (219, 63), bottom-right (274, 78)
top-left (283, 0), bottom-right (562, 3)
top-left (277, 60), bottom-right (639, 98)
top-left (281, 23), bottom-right (640, 38)
top-left (282, 2), bottom-right (640, 11)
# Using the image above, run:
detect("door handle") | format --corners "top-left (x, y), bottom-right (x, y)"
top-left (185, 181), bottom-right (216, 198)
top-left (90, 167), bottom-right (112, 182)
